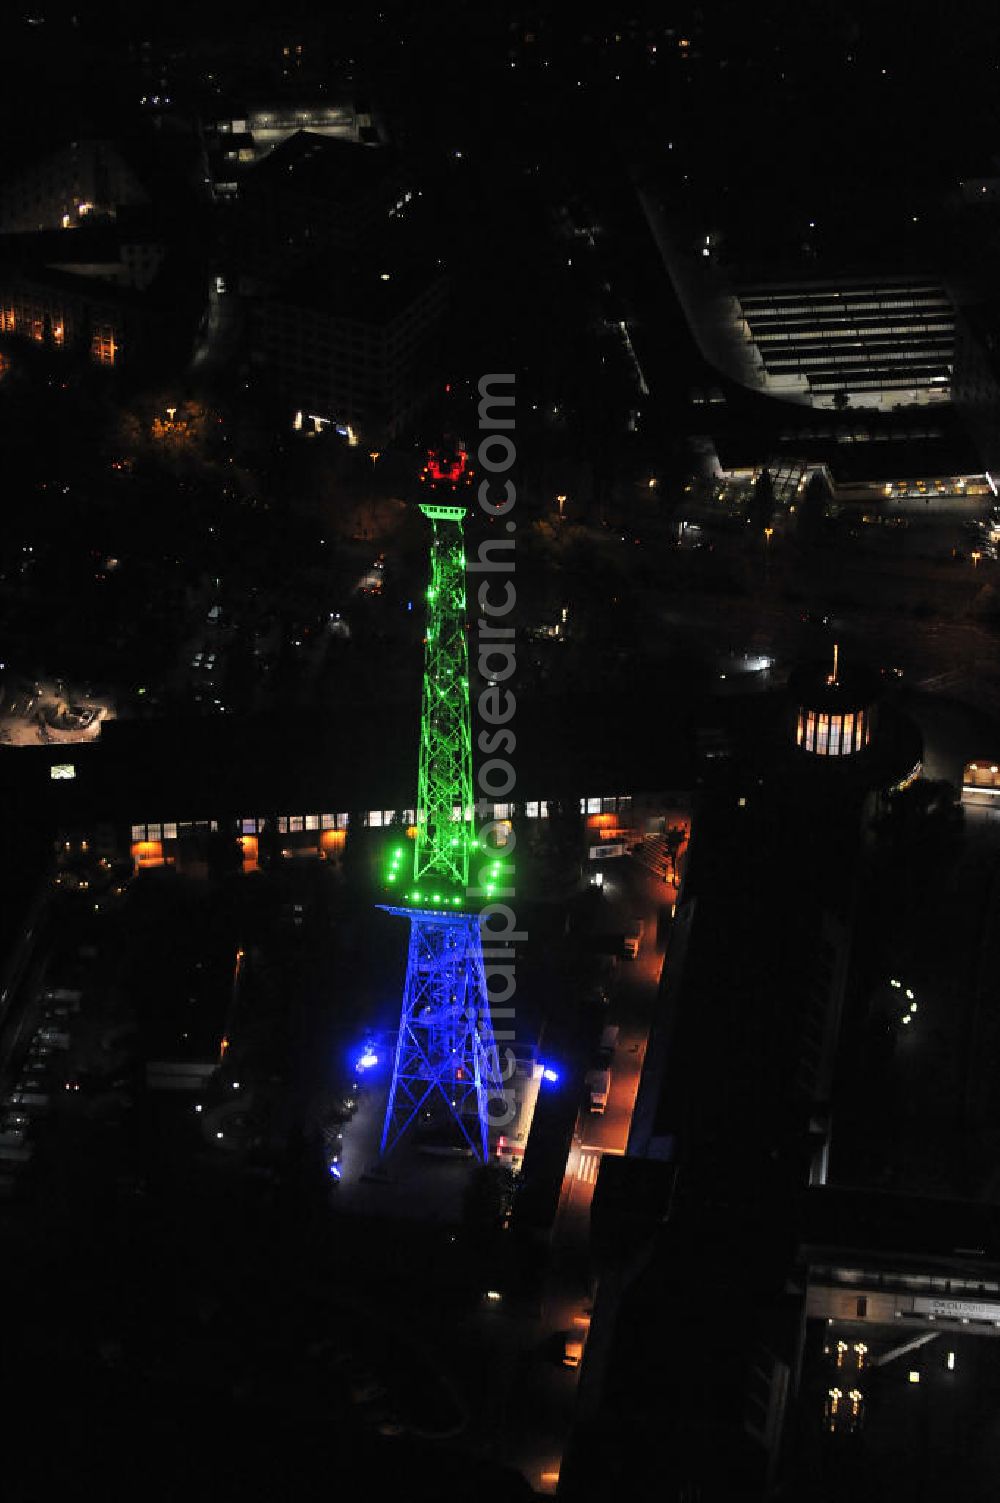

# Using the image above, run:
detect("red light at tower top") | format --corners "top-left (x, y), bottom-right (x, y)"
top-left (421, 441), bottom-right (474, 490)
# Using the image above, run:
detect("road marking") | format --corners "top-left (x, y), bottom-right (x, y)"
top-left (577, 1150), bottom-right (602, 1183)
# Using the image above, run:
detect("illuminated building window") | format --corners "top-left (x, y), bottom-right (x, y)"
top-left (132, 839), bottom-right (163, 869)
top-left (602, 797), bottom-right (617, 813)
top-left (337, 812), bottom-right (349, 829)
top-left (131, 823), bottom-right (145, 840)
top-left (31, 319), bottom-right (43, 343)
top-left (805, 711), bottom-right (816, 752)
top-left (321, 813), bottom-right (335, 829)
top-left (817, 714), bottom-right (830, 755)
top-left (539, 801), bottom-right (550, 818)
top-left (147, 822), bottom-right (162, 840)
top-left (964, 763), bottom-right (1000, 790)
top-left (587, 797), bottom-right (602, 814)
top-left (52, 322), bottom-right (64, 347)
top-left (289, 815), bottom-right (304, 832)
top-left (163, 822), bottom-right (177, 839)
top-left (796, 712), bottom-right (805, 746)
top-left (856, 710), bottom-right (866, 750)
top-left (843, 712), bottom-right (854, 751)
top-left (305, 814), bottom-right (319, 830)
top-left (383, 811), bottom-right (396, 826)
top-left (277, 817), bottom-right (289, 833)
top-left (402, 809), bottom-right (415, 825)
top-left (92, 326), bottom-right (117, 366)
top-left (525, 801), bottom-right (539, 818)
top-left (0, 309), bottom-right (15, 333)
top-left (494, 803), bottom-right (514, 820)
top-left (829, 716), bottom-right (842, 756)
top-left (242, 818), bottom-right (256, 834)
top-left (368, 810), bottom-right (383, 828)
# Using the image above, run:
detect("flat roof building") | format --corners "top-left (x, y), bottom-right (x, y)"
top-left (734, 275), bottom-right (955, 411)
top-left (238, 132), bottom-right (405, 274)
top-left (252, 244), bottom-right (447, 441)
top-left (561, 671), bottom-right (922, 1498)
top-left (700, 394), bottom-right (988, 509)
top-left (204, 103), bottom-right (378, 199)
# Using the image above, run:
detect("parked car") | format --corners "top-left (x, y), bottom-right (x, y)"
top-left (597, 1024), bottom-right (619, 1064)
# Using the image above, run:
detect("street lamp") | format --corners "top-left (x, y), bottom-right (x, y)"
top-left (556, 494), bottom-right (567, 520)
top-left (972, 551), bottom-right (982, 568)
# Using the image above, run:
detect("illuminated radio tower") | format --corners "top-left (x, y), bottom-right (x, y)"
top-left (380, 501), bottom-right (505, 1161)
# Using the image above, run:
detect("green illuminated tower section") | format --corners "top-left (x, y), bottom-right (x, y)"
top-left (415, 503), bottom-right (475, 890)
top-left (379, 502), bottom-right (506, 1160)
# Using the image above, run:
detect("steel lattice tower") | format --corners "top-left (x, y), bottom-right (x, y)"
top-left (379, 503), bottom-right (506, 1161)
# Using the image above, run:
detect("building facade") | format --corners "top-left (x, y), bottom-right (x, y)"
top-left (0, 140), bottom-right (149, 234)
top-left (204, 103), bottom-right (377, 198)
top-left (254, 262), bottom-right (447, 441)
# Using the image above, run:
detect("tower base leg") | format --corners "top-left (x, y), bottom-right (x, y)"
top-left (380, 908), bottom-right (506, 1162)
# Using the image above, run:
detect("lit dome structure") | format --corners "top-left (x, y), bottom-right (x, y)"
top-left (789, 646), bottom-right (879, 759)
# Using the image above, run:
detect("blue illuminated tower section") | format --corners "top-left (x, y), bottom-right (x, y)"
top-left (380, 502), bottom-right (505, 1161)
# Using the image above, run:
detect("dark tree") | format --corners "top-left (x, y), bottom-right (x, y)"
top-left (462, 1161), bottom-right (515, 1234)
top-left (543, 798), bottom-right (586, 891)
top-left (257, 818), bottom-right (281, 870)
top-left (872, 779), bottom-right (964, 863)
top-left (747, 468), bottom-right (776, 535)
top-left (796, 471), bottom-right (830, 546)
top-left (206, 826), bottom-right (243, 879)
